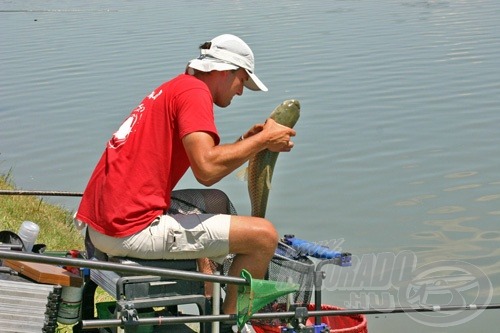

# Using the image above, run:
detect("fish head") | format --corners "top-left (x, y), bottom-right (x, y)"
top-left (270, 99), bottom-right (301, 128)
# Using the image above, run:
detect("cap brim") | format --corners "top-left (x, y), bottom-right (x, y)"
top-left (245, 70), bottom-right (268, 92)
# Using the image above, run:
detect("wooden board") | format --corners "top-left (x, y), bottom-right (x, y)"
top-left (3, 259), bottom-right (83, 287)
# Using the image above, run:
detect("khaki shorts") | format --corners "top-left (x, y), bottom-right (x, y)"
top-left (88, 213), bottom-right (231, 263)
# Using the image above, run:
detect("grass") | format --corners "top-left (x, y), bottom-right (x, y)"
top-left (0, 170), bottom-right (83, 250)
top-left (0, 171), bottom-right (113, 332)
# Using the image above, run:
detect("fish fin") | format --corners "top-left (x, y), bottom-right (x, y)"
top-left (236, 167), bottom-right (248, 181)
top-left (265, 165), bottom-right (272, 190)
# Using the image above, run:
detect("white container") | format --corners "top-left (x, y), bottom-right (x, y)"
top-left (18, 220), bottom-right (40, 252)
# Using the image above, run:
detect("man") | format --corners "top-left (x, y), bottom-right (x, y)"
top-left (76, 34), bottom-right (296, 316)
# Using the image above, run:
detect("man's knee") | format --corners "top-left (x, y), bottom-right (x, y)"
top-left (248, 218), bottom-right (279, 255)
top-left (229, 216), bottom-right (278, 254)
top-left (262, 220), bottom-right (279, 245)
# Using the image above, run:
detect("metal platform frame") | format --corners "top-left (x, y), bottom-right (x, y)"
top-left (77, 256), bottom-right (211, 333)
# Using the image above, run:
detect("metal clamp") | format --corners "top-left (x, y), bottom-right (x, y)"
top-left (118, 301), bottom-right (139, 326)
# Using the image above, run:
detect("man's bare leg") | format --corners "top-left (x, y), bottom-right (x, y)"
top-left (221, 216), bottom-right (279, 314)
top-left (197, 257), bottom-right (215, 297)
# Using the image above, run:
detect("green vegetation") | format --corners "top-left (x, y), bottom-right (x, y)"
top-left (0, 171), bottom-right (84, 250)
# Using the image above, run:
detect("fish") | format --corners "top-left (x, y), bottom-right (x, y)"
top-left (248, 99), bottom-right (301, 218)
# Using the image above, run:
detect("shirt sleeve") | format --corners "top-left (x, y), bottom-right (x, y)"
top-left (176, 86), bottom-right (220, 145)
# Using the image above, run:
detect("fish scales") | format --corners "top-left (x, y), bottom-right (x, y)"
top-left (248, 99), bottom-right (300, 217)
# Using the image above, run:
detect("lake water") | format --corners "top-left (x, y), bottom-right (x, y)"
top-left (1, 1), bottom-right (499, 332)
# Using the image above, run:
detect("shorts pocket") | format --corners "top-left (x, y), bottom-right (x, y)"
top-left (166, 228), bottom-right (204, 253)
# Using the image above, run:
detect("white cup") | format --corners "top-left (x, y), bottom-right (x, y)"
top-left (18, 220), bottom-right (40, 252)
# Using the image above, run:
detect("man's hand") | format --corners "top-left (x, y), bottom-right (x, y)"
top-left (240, 123), bottom-right (265, 140)
top-left (261, 118), bottom-right (296, 152)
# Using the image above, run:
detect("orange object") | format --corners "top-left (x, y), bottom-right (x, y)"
top-left (3, 259), bottom-right (83, 287)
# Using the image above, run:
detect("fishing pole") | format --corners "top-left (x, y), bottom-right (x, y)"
top-left (311, 303), bottom-right (500, 316)
top-left (81, 303), bottom-right (500, 329)
top-left (0, 189), bottom-right (83, 197)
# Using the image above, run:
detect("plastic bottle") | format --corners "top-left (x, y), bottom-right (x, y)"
top-left (18, 220), bottom-right (40, 252)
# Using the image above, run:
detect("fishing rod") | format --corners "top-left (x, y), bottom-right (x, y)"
top-left (82, 302), bottom-right (500, 329)
top-left (314, 303), bottom-right (500, 315)
top-left (0, 189), bottom-right (83, 197)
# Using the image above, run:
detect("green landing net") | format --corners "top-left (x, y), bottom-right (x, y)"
top-left (237, 269), bottom-right (300, 329)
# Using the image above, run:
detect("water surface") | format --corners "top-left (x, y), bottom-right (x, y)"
top-left (1, 1), bottom-right (499, 331)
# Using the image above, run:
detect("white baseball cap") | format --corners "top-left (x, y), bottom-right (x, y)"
top-left (187, 34), bottom-right (268, 92)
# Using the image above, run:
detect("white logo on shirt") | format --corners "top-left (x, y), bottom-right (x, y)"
top-left (107, 89), bottom-right (163, 149)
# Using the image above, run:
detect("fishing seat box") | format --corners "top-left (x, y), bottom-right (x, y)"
top-left (83, 249), bottom-right (209, 333)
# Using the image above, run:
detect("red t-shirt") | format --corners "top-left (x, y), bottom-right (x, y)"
top-left (76, 74), bottom-right (220, 237)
